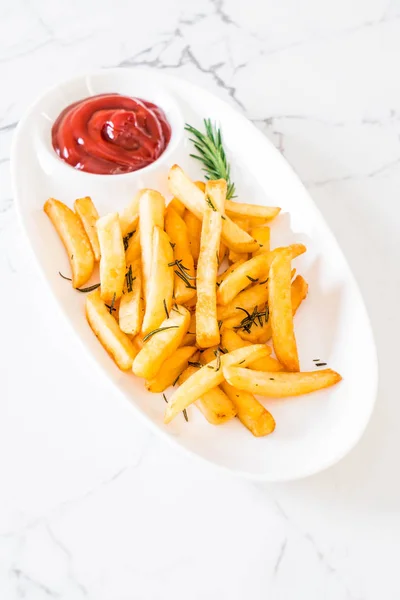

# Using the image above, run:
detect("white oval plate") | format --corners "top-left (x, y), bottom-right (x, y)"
top-left (11, 69), bottom-right (378, 481)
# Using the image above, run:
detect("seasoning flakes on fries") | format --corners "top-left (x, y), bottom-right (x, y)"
top-left (44, 152), bottom-right (342, 440)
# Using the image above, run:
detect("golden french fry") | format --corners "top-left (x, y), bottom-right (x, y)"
top-left (145, 346), bottom-right (197, 392)
top-left (165, 206), bottom-right (196, 304)
top-left (230, 216), bottom-right (251, 232)
top-left (221, 329), bottom-right (282, 372)
top-left (220, 382), bottom-right (275, 437)
top-left (217, 283), bottom-right (269, 321)
top-left (168, 165), bottom-right (259, 253)
top-left (168, 197), bottom-right (186, 217)
top-left (199, 346), bottom-right (220, 365)
top-left (74, 196), bottom-right (101, 261)
top-left (269, 249), bottom-right (299, 371)
top-left (251, 226), bottom-right (270, 255)
top-left (125, 227), bottom-right (141, 263)
top-left (118, 261), bottom-right (143, 336)
top-left (237, 319), bottom-right (272, 344)
top-left (180, 311), bottom-right (196, 347)
top-left (179, 365), bottom-right (236, 424)
top-left (132, 305), bottom-right (190, 379)
top-left (119, 193), bottom-right (140, 237)
top-left (225, 200), bottom-right (281, 221)
top-left (183, 209), bottom-right (202, 264)
top-left (228, 249), bottom-right (248, 263)
top-left (196, 179), bottom-right (225, 348)
top-left (217, 244), bottom-right (306, 306)
top-left (219, 242), bottom-right (227, 264)
top-left (142, 226), bottom-right (174, 335)
top-left (223, 366), bottom-right (342, 397)
top-left (44, 198), bottom-right (94, 288)
top-left (291, 275), bottom-right (309, 315)
top-left (139, 189), bottom-right (165, 301)
top-left (96, 213), bottom-right (126, 304)
top-left (86, 288), bottom-right (137, 370)
top-left (217, 259), bottom-right (246, 285)
top-left (164, 344), bottom-right (270, 423)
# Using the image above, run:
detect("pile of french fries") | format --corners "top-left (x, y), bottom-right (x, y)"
top-left (44, 164), bottom-right (342, 437)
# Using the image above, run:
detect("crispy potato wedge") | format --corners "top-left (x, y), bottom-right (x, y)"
top-left (269, 249), bottom-right (299, 371)
top-left (180, 311), bottom-right (196, 347)
top-left (119, 192), bottom-right (140, 237)
top-left (74, 196), bottom-right (101, 261)
top-left (142, 226), bottom-right (174, 335)
top-left (44, 198), bottom-right (94, 288)
top-left (168, 165), bottom-right (258, 253)
top-left (196, 180), bottom-right (225, 348)
top-left (96, 213), bottom-right (126, 304)
top-left (223, 366), bottom-right (342, 397)
top-left (168, 197), bottom-right (186, 217)
top-left (251, 226), bottom-right (270, 255)
top-left (225, 200), bottom-right (280, 222)
top-left (220, 382), bottom-right (275, 437)
top-left (118, 261), bottom-right (143, 336)
top-left (164, 344), bottom-right (270, 423)
top-left (179, 365), bottom-right (236, 424)
top-left (132, 305), bottom-right (190, 379)
top-left (86, 288), bottom-right (137, 370)
top-left (145, 346), bottom-right (197, 392)
top-left (217, 244), bottom-right (306, 306)
top-left (217, 283), bottom-right (269, 321)
top-left (165, 206), bottom-right (196, 304)
top-left (125, 227), bottom-right (141, 263)
top-left (183, 209), bottom-right (202, 264)
top-left (139, 189), bottom-right (165, 300)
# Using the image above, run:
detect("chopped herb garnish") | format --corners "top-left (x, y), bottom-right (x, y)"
top-left (313, 359), bottom-right (320, 362)
top-left (315, 362), bottom-right (327, 367)
top-left (163, 299), bottom-right (169, 319)
top-left (58, 272), bottom-right (100, 293)
top-left (214, 348), bottom-right (221, 371)
top-left (163, 393), bottom-right (168, 403)
top-left (123, 230), bottom-right (135, 251)
top-left (169, 259), bottom-right (196, 289)
top-left (221, 214), bottom-right (226, 220)
top-left (246, 275), bottom-right (259, 283)
top-left (169, 241), bottom-right (176, 249)
top-left (259, 243), bottom-right (263, 247)
top-left (143, 325), bottom-right (179, 343)
top-left (188, 361), bottom-right (203, 368)
top-left (59, 272), bottom-right (72, 281)
top-left (125, 264), bottom-right (135, 293)
top-left (207, 365), bottom-right (214, 369)
top-left (216, 281), bottom-right (221, 287)
top-left (269, 378), bottom-right (275, 381)
top-left (175, 270), bottom-right (197, 289)
top-left (172, 374), bottom-right (180, 386)
top-left (218, 346), bottom-right (228, 354)
top-left (206, 195), bottom-right (217, 211)
top-left (183, 408), bottom-right (189, 422)
top-left (234, 305), bottom-right (269, 333)
top-left (258, 278), bottom-right (269, 285)
top-left (105, 293), bottom-right (116, 314)
top-left (238, 360), bottom-right (245, 365)
top-left (218, 320), bottom-right (223, 329)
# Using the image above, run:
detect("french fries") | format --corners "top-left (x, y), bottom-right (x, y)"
top-left (125, 227), bottom-right (141, 263)
top-left (221, 329), bottom-right (282, 372)
top-left (44, 198), bottom-right (94, 288)
top-left (165, 206), bottom-right (196, 304)
top-left (223, 367), bottom-right (342, 397)
top-left (168, 197), bottom-right (186, 217)
top-left (132, 305), bottom-right (190, 379)
top-left (179, 365), bottom-right (237, 425)
top-left (86, 288), bottom-right (137, 370)
top-left (217, 244), bottom-right (306, 306)
top-left (269, 249), bottom-right (299, 371)
top-left (196, 179), bottom-right (225, 347)
top-left (180, 311), bottom-right (196, 347)
top-left (119, 192), bottom-right (140, 237)
top-left (146, 346), bottom-right (196, 392)
top-left (251, 226), bottom-right (270, 255)
top-left (217, 283), bottom-right (269, 321)
top-left (139, 189), bottom-right (165, 301)
top-left (141, 226), bottom-right (174, 335)
top-left (168, 165), bottom-right (259, 253)
top-left (164, 344), bottom-right (270, 423)
top-left (74, 196), bottom-right (101, 261)
top-left (225, 200), bottom-right (281, 222)
top-left (217, 258), bottom-right (246, 285)
top-left (96, 213), bottom-right (126, 304)
top-left (220, 382), bottom-right (275, 437)
top-left (183, 210), bottom-right (202, 264)
top-left (118, 261), bottom-right (143, 336)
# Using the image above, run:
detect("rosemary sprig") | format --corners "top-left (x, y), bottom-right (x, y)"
top-left (246, 275), bottom-right (259, 283)
top-left (175, 270), bottom-right (196, 290)
top-left (234, 305), bottom-right (269, 334)
top-left (125, 265), bottom-right (135, 293)
top-left (105, 293), bottom-right (117, 315)
top-left (163, 299), bottom-right (169, 319)
top-left (143, 325), bottom-right (179, 343)
top-left (185, 119), bottom-right (236, 199)
top-left (183, 409), bottom-right (189, 422)
top-left (59, 272), bottom-right (100, 293)
top-left (123, 230), bottom-right (135, 251)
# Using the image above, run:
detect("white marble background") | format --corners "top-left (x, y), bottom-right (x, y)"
top-left (1, 0), bottom-right (400, 598)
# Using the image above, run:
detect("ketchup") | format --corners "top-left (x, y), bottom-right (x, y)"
top-left (52, 93), bottom-right (171, 175)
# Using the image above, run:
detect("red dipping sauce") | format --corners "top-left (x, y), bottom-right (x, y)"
top-left (52, 93), bottom-right (171, 175)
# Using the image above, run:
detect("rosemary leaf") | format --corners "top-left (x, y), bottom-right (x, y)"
top-left (143, 326), bottom-right (179, 343)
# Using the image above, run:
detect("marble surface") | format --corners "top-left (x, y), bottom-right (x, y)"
top-left (1, 0), bottom-right (400, 598)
